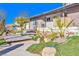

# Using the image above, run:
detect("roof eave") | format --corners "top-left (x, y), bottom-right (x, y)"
top-left (30, 3), bottom-right (79, 19)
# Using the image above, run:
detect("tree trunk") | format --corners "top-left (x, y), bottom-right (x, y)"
top-left (20, 25), bottom-right (23, 36)
top-left (25, 23), bottom-right (26, 32)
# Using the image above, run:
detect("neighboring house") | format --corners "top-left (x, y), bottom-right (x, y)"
top-left (14, 22), bottom-right (21, 31)
top-left (29, 3), bottom-right (79, 32)
top-left (6, 24), bottom-right (13, 31)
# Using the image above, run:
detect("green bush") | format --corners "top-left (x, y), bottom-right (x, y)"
top-left (32, 35), bottom-right (40, 41)
top-left (0, 39), bottom-right (7, 45)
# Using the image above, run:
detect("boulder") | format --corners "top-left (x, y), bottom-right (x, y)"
top-left (42, 47), bottom-right (56, 56)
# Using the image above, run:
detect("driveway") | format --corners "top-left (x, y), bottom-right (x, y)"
top-left (0, 40), bottom-right (39, 56)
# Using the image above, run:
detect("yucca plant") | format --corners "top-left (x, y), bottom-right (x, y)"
top-left (33, 27), bottom-right (58, 43)
top-left (47, 28), bottom-right (57, 41)
top-left (54, 16), bottom-right (73, 39)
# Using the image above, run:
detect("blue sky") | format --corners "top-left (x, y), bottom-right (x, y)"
top-left (0, 3), bottom-right (63, 24)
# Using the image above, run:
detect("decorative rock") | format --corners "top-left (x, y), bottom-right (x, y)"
top-left (42, 47), bottom-right (56, 56)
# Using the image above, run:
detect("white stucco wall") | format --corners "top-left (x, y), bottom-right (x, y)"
top-left (29, 13), bottom-right (61, 30)
top-left (25, 23), bottom-right (30, 30)
top-left (29, 20), bottom-right (36, 30)
top-left (37, 19), bottom-right (44, 27)
top-left (68, 12), bottom-right (79, 27)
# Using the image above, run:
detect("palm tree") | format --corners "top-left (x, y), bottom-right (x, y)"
top-left (15, 17), bottom-right (29, 35)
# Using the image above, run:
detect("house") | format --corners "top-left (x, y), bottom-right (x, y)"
top-left (29, 3), bottom-right (79, 33)
top-left (6, 24), bottom-right (13, 31)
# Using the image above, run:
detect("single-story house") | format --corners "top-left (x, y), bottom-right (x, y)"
top-left (28, 3), bottom-right (79, 34)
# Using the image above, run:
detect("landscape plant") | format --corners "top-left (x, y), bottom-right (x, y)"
top-left (15, 17), bottom-right (29, 35)
top-left (32, 27), bottom-right (58, 43)
top-left (54, 16), bottom-right (73, 42)
top-left (0, 39), bottom-right (7, 45)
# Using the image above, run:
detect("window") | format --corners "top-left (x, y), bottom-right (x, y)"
top-left (46, 17), bottom-right (53, 22)
top-left (35, 20), bottom-right (37, 25)
top-left (61, 12), bottom-right (67, 17)
top-left (33, 20), bottom-right (37, 25)
top-left (64, 12), bottom-right (67, 17)
top-left (47, 18), bottom-right (50, 21)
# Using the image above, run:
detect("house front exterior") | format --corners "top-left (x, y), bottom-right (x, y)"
top-left (29, 3), bottom-right (79, 34)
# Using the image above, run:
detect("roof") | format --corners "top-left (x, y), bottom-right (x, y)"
top-left (30, 3), bottom-right (79, 19)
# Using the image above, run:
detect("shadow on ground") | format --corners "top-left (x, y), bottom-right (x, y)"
top-left (0, 43), bottom-right (24, 56)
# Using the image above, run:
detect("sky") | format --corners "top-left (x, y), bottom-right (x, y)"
top-left (0, 3), bottom-right (63, 24)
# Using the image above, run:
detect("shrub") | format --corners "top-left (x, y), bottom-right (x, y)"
top-left (0, 39), bottom-right (7, 45)
top-left (32, 35), bottom-right (40, 41)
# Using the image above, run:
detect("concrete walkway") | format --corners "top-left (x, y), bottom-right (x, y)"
top-left (0, 40), bottom-right (39, 56)
top-left (3, 35), bottom-right (32, 42)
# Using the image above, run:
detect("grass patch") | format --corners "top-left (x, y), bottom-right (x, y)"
top-left (27, 43), bottom-right (45, 55)
top-left (57, 36), bottom-right (79, 56)
top-left (26, 42), bottom-right (58, 55)
top-left (27, 36), bottom-right (79, 56)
